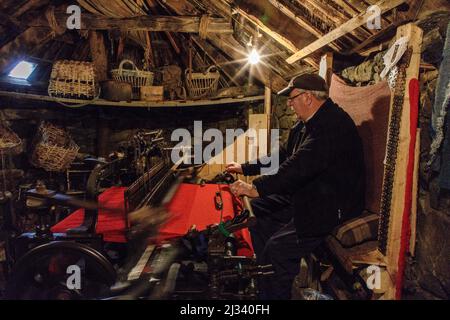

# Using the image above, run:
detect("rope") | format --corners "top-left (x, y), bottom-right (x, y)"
top-left (199, 15), bottom-right (211, 40)
top-left (45, 6), bottom-right (64, 38)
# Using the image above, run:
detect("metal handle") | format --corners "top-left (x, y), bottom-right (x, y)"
top-left (241, 195), bottom-right (256, 227)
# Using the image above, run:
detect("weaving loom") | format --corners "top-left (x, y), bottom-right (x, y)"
top-left (4, 148), bottom-right (260, 299)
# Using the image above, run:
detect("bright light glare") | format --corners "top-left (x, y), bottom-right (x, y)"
top-left (248, 49), bottom-right (260, 65)
top-left (8, 61), bottom-right (36, 79)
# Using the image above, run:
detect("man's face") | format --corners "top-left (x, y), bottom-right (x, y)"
top-left (287, 88), bottom-right (309, 120)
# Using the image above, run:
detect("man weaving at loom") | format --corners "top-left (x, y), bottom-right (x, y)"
top-left (226, 74), bottom-right (366, 300)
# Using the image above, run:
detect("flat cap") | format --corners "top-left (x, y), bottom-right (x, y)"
top-left (278, 73), bottom-right (328, 96)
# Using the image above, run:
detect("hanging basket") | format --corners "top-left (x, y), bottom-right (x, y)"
top-left (0, 124), bottom-right (22, 155)
top-left (185, 66), bottom-right (220, 99)
top-left (48, 60), bottom-right (98, 99)
top-left (111, 60), bottom-right (154, 96)
top-left (30, 122), bottom-right (79, 172)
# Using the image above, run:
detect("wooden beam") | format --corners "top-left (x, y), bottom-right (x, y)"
top-left (384, 23), bottom-right (422, 300)
top-left (12, 0), bottom-right (48, 18)
top-left (319, 52), bottom-right (333, 86)
top-left (30, 12), bottom-right (233, 34)
top-left (198, 0), bottom-right (312, 76)
top-left (0, 27), bottom-right (53, 73)
top-left (267, 0), bottom-right (328, 39)
top-left (344, 0), bottom-right (391, 22)
top-left (0, 89), bottom-right (265, 108)
top-left (410, 127), bottom-right (420, 256)
top-left (286, 0), bottom-right (407, 64)
top-left (163, 0), bottom-right (290, 91)
top-left (302, 0), bottom-right (372, 41)
top-left (191, 36), bottom-right (242, 86)
top-left (89, 31), bottom-right (108, 82)
top-left (208, 34), bottom-right (287, 92)
top-left (347, 19), bottom-right (408, 54)
top-left (234, 7), bottom-right (319, 70)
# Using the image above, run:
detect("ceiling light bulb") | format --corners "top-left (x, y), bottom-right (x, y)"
top-left (248, 48), bottom-right (260, 65)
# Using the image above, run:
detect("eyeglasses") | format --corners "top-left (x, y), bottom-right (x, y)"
top-left (287, 91), bottom-right (307, 102)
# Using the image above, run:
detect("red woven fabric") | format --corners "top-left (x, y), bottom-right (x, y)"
top-left (396, 78), bottom-right (420, 299)
top-left (51, 186), bottom-right (128, 243)
top-left (160, 183), bottom-right (254, 257)
top-left (51, 184), bottom-right (254, 256)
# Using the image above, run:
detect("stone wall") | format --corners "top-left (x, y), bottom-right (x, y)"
top-left (339, 11), bottom-right (450, 87)
top-left (272, 95), bottom-right (296, 146)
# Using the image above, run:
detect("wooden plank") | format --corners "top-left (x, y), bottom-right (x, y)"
top-left (30, 13), bottom-right (233, 33)
top-left (267, 0), bottom-right (341, 52)
top-left (384, 23), bottom-right (422, 300)
top-left (319, 52), bottom-right (333, 86)
top-left (286, 0), bottom-right (407, 64)
top-left (0, 90), bottom-right (264, 108)
top-left (198, 0), bottom-right (312, 76)
top-left (409, 128), bottom-right (420, 256)
top-left (303, 0), bottom-right (371, 41)
top-left (334, 0), bottom-right (391, 26)
top-left (88, 31), bottom-right (108, 82)
top-left (348, 20), bottom-right (407, 54)
top-left (346, 0), bottom-right (392, 24)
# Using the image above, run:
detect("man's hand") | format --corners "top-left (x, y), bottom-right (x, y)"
top-left (225, 162), bottom-right (243, 174)
top-left (230, 180), bottom-right (259, 198)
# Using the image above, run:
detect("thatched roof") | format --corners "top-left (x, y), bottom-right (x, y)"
top-left (0, 0), bottom-right (448, 92)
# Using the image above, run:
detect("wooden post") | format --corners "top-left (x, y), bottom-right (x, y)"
top-left (319, 53), bottom-right (333, 86)
top-left (89, 31), bottom-right (108, 82)
top-left (410, 128), bottom-right (420, 256)
top-left (264, 86), bottom-right (272, 136)
top-left (384, 23), bottom-right (422, 300)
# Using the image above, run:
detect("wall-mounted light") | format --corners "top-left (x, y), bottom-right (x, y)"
top-left (248, 48), bottom-right (260, 65)
top-left (8, 61), bottom-right (37, 80)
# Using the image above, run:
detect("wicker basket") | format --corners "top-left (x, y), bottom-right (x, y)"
top-left (0, 124), bottom-right (22, 155)
top-left (48, 60), bottom-right (98, 99)
top-left (185, 66), bottom-right (220, 99)
top-left (111, 60), bottom-right (154, 97)
top-left (30, 122), bottom-right (79, 172)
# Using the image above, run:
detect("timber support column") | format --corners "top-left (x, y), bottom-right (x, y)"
top-left (381, 23), bottom-right (422, 300)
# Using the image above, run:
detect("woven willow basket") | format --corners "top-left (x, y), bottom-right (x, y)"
top-left (185, 66), bottom-right (220, 99)
top-left (111, 60), bottom-right (154, 96)
top-left (30, 122), bottom-right (79, 172)
top-left (0, 124), bottom-right (22, 155)
top-left (48, 60), bottom-right (98, 99)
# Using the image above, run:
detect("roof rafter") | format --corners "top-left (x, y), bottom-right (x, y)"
top-left (286, 0), bottom-right (407, 64)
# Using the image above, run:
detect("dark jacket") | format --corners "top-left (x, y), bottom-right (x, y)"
top-left (242, 98), bottom-right (365, 239)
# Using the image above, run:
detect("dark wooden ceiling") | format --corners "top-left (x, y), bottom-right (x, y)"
top-left (0, 0), bottom-right (447, 92)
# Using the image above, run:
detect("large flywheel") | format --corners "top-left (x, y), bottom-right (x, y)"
top-left (4, 241), bottom-right (116, 300)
